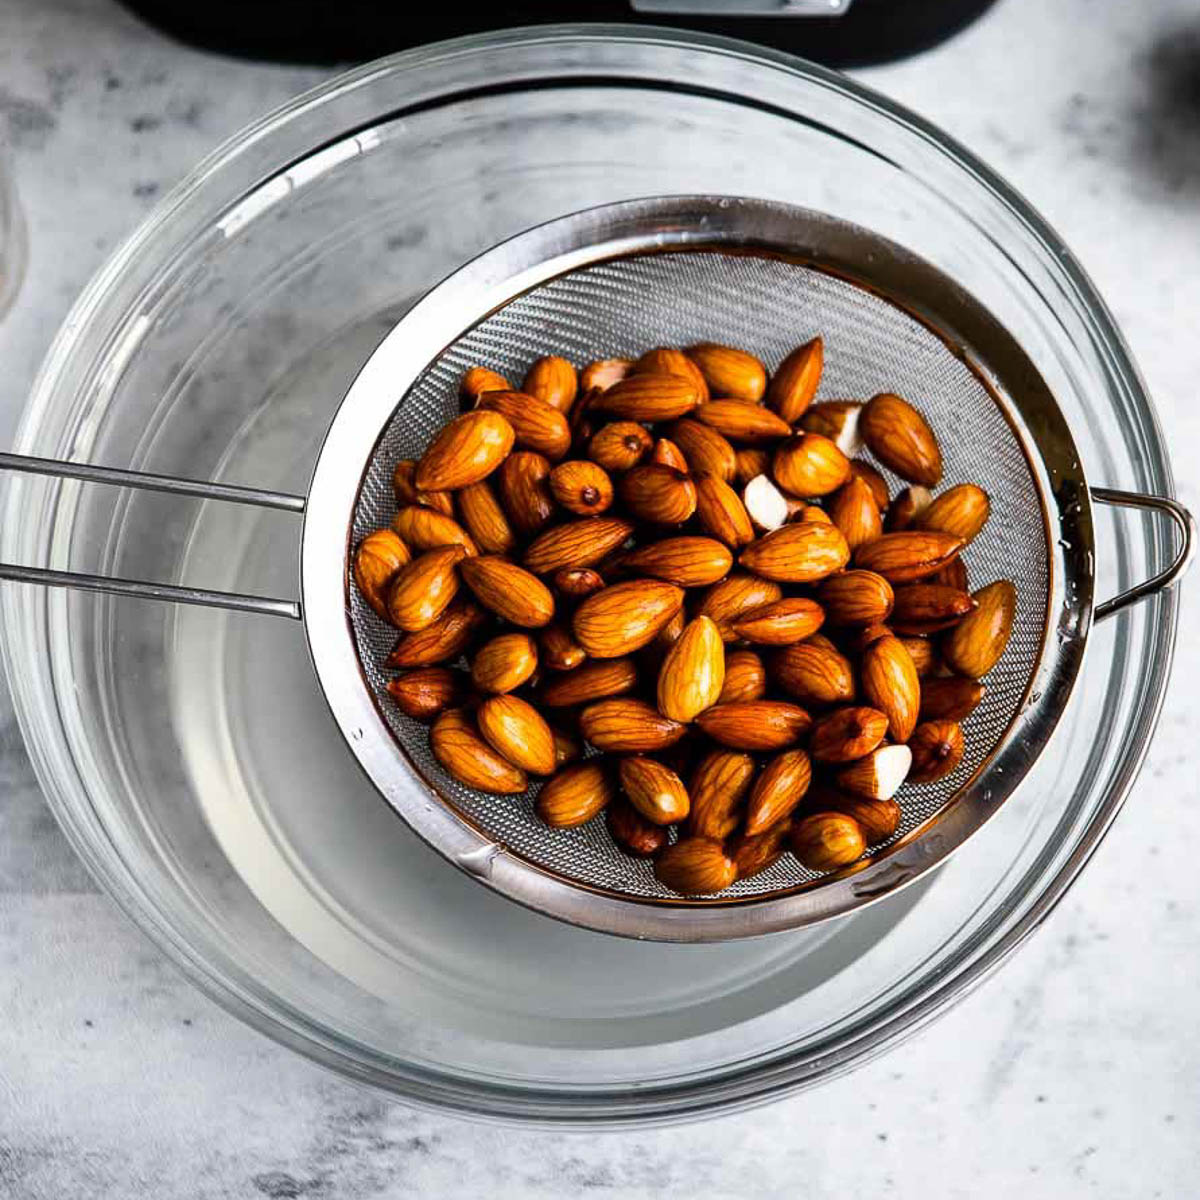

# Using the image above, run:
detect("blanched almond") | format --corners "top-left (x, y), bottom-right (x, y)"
top-left (580, 358), bottom-right (632, 393)
top-left (743, 473), bottom-right (791, 533)
top-left (800, 400), bottom-right (864, 458)
top-left (836, 744), bottom-right (913, 800)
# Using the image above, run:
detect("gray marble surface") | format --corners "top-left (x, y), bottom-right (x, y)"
top-left (2, 1), bottom-right (1199, 1197)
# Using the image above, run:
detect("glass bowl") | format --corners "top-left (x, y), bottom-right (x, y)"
top-left (0, 27), bottom-right (1180, 1124)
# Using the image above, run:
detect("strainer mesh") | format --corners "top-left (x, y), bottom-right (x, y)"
top-left (348, 252), bottom-right (1048, 900)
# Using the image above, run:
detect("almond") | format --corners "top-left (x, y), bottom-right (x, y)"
top-left (385, 667), bottom-right (464, 722)
top-left (591, 373), bottom-right (701, 422)
top-left (733, 447), bottom-right (770, 487)
top-left (386, 597), bottom-right (487, 668)
top-left (459, 555), bottom-right (555, 628)
top-left (915, 482), bottom-right (990, 543)
top-left (696, 573), bottom-right (784, 641)
top-left (540, 657), bottom-right (638, 707)
top-left (694, 400), bottom-right (790, 445)
top-left (929, 556), bottom-right (969, 591)
top-left (854, 531), bottom-right (964, 583)
top-left (890, 584), bottom-right (976, 634)
top-left (809, 787), bottom-right (900, 844)
top-left (860, 634), bottom-right (921, 742)
top-left (586, 421), bottom-right (653, 472)
top-left (579, 358), bottom-right (632, 393)
top-left (633, 347), bottom-right (710, 401)
top-left (620, 756), bottom-right (690, 825)
top-left (940, 580), bottom-right (1016, 678)
top-left (640, 605), bottom-right (686, 672)
top-left (828, 476), bottom-right (884, 553)
top-left (535, 762), bottom-right (614, 828)
top-left (621, 536), bottom-right (733, 587)
top-left (385, 546), bottom-right (465, 632)
top-left (391, 506), bottom-right (478, 556)
top-left (732, 597), bottom-right (825, 646)
top-left (798, 503), bottom-right (832, 524)
top-left (654, 837), bottom-right (736, 895)
top-left (573, 579), bottom-right (685, 657)
top-left (836, 743), bottom-right (912, 800)
top-left (809, 705), bottom-right (888, 763)
top-left (523, 516), bottom-right (633, 574)
top-left (459, 365), bottom-right (512, 405)
top-left (898, 636), bottom-right (938, 677)
top-left (522, 355), bottom-right (578, 414)
top-left (694, 473), bottom-right (756, 548)
top-left (685, 342), bottom-right (767, 403)
top-left (745, 749), bottom-right (812, 837)
top-left (606, 796), bottom-right (668, 858)
top-left (706, 654), bottom-right (760, 708)
top-left (472, 694), bottom-right (554, 776)
top-left (849, 460), bottom-right (889, 510)
top-left (800, 400), bottom-right (863, 458)
top-left (618, 464), bottom-right (697, 524)
top-left (416, 409), bottom-right (515, 491)
top-left (548, 459), bottom-right (614, 516)
top-left (455, 480), bottom-right (517, 556)
top-left (791, 812), bottom-right (865, 871)
top-left (729, 824), bottom-right (791, 881)
top-left (851, 622), bottom-right (895, 651)
top-left (818, 570), bottom-right (895, 626)
top-left (696, 700), bottom-right (811, 750)
top-left (771, 640), bottom-right (856, 706)
top-left (652, 437), bottom-right (689, 473)
top-left (430, 708), bottom-right (527, 795)
top-left (538, 623), bottom-right (586, 671)
top-left (391, 459), bottom-right (455, 516)
top-left (919, 675), bottom-right (985, 722)
top-left (738, 520), bottom-right (850, 583)
top-left (687, 749), bottom-right (755, 840)
top-left (497, 451), bottom-right (556, 535)
top-left (478, 390), bottom-right (571, 460)
top-left (664, 418), bottom-right (737, 480)
top-left (470, 631), bottom-right (538, 693)
top-left (885, 485), bottom-right (933, 532)
top-left (908, 720), bottom-right (965, 783)
top-left (552, 566), bottom-right (606, 598)
top-left (657, 616), bottom-right (725, 723)
top-left (353, 528), bottom-right (412, 621)
top-left (580, 698), bottom-right (687, 753)
top-left (742, 474), bottom-right (791, 533)
top-left (769, 336), bottom-right (823, 423)
top-left (551, 726), bottom-right (582, 768)
top-left (861, 393), bottom-right (942, 486)
top-left (772, 432), bottom-right (852, 498)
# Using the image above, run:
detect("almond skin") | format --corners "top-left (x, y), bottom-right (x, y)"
top-left (456, 480), bottom-right (517, 556)
top-left (391, 459), bottom-right (455, 516)
top-left (685, 342), bottom-right (767, 403)
top-left (732, 597), bottom-right (825, 646)
top-left (540, 657), bottom-right (638, 707)
top-left (854, 531), bottom-right (964, 583)
top-left (385, 546), bottom-right (465, 632)
top-left (579, 358), bottom-right (632, 393)
top-left (664, 418), bottom-right (737, 481)
top-left (618, 464), bottom-right (698, 525)
top-left (459, 365), bottom-right (511, 405)
top-left (898, 636), bottom-right (938, 677)
top-left (353, 528), bottom-right (412, 621)
top-left (745, 749), bottom-right (812, 837)
top-left (554, 565), bottom-right (606, 598)
top-left (459, 555), bottom-right (555, 628)
top-left (694, 473), bottom-right (756, 549)
top-left (919, 675), bottom-right (986, 722)
top-left (836, 743), bottom-right (913, 801)
top-left (621, 536), bottom-right (733, 588)
top-left (523, 516), bottom-right (634, 575)
top-left (791, 813), bottom-right (865, 871)
top-left (538, 623), bottom-right (586, 671)
top-left (738, 520), bottom-right (851, 583)
top-left (471, 631), bottom-right (538, 694)
top-left (416, 409), bottom-right (515, 491)
top-left (885, 485), bottom-right (933, 533)
top-left (591, 373), bottom-right (701, 422)
top-left (535, 762), bottom-right (614, 828)
top-left (890, 584), bottom-right (977, 635)
top-left (619, 756), bottom-right (691, 825)
top-left (477, 389), bottom-right (571, 461)
top-left (808, 786), bottom-right (900, 843)
top-left (929, 556), bottom-right (970, 592)
top-left (548, 459), bottom-right (614, 516)
top-left (522, 355), bottom-right (578, 415)
top-left (828, 476), bottom-right (884, 553)
top-left (687, 749), bottom-right (756, 840)
top-left (860, 393), bottom-right (942, 486)
top-left (573, 580), bottom-right (685, 657)
top-left (430, 708), bottom-right (527, 795)
top-left (694, 400), bottom-right (791, 445)
top-left (580, 698), bottom-right (687, 752)
top-left (940, 580), bottom-right (1016, 679)
top-left (729, 823), bottom-right (792, 882)
top-left (809, 705), bottom-right (889, 763)
top-left (654, 837), bottom-right (736, 895)
top-left (385, 667), bottom-right (464, 722)
top-left (849, 460), bottom-right (890, 510)
top-left (771, 640), bottom-right (856, 706)
top-left (633, 346), bottom-right (710, 401)
top-left (696, 573), bottom-right (784, 642)
top-left (818, 570), bottom-right (895, 626)
top-left (860, 634), bottom-right (921, 743)
top-left (908, 720), bottom-right (966, 783)
top-left (497, 451), bottom-right (556, 535)
top-left (652, 437), bottom-right (689, 472)
top-left (386, 597), bottom-right (487, 668)
top-left (551, 726), bottom-right (583, 768)
top-left (606, 796), bottom-right (668, 858)
top-left (657, 616), bottom-right (725, 723)
top-left (733, 448), bottom-right (770, 488)
top-left (800, 401), bottom-right (864, 458)
top-left (391, 506), bottom-right (478, 557)
top-left (719, 649), bottom-right (768, 703)
top-left (476, 694), bottom-right (556, 775)
top-left (772, 432), bottom-right (852, 498)
top-left (586, 421), bottom-right (653, 472)
top-left (915, 483), bottom-right (990, 543)
top-left (769, 336), bottom-right (823, 423)
top-left (696, 700), bottom-right (811, 750)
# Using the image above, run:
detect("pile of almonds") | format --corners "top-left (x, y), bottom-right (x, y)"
top-left (353, 339), bottom-right (1016, 896)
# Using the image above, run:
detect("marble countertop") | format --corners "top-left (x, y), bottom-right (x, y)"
top-left (2, 1), bottom-right (1198, 1197)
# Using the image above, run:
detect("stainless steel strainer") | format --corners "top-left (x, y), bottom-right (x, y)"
top-left (1, 196), bottom-right (1193, 940)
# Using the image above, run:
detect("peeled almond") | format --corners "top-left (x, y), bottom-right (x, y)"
top-left (836, 744), bottom-right (913, 800)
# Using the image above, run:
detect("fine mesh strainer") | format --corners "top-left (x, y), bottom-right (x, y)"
top-left (1, 196), bottom-right (1193, 940)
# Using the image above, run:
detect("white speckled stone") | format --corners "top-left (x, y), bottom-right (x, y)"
top-left (1, 0), bottom-right (1198, 1196)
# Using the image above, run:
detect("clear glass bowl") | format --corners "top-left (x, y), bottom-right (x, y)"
top-left (0, 27), bottom-right (1179, 1123)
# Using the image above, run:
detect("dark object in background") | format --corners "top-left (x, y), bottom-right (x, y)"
top-left (117, 0), bottom-right (1000, 68)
